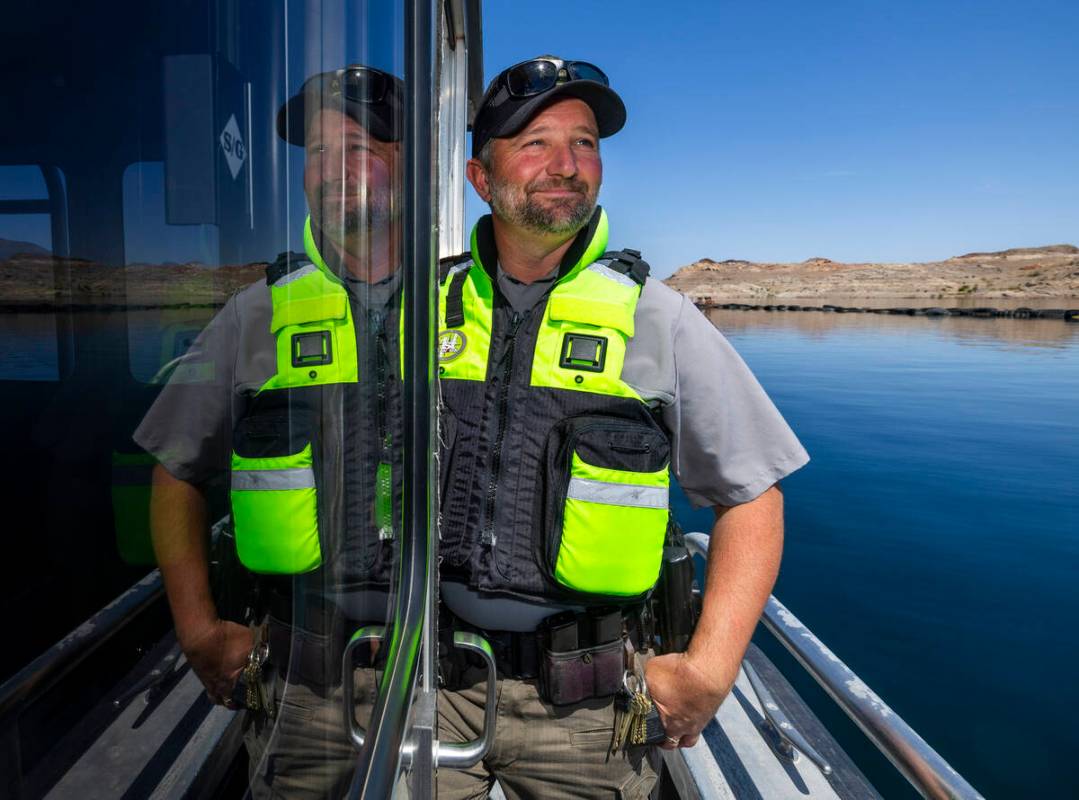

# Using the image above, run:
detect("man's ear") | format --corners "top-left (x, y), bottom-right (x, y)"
top-left (465, 158), bottom-right (492, 202)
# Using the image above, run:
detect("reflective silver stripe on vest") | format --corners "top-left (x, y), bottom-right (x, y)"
top-left (273, 263), bottom-right (317, 286)
top-left (232, 468), bottom-right (316, 491)
top-left (566, 477), bottom-right (668, 509)
top-left (588, 262), bottom-right (637, 288)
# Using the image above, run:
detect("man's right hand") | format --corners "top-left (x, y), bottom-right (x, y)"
top-left (181, 619), bottom-right (254, 706)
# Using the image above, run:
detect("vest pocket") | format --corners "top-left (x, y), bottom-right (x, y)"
top-left (544, 416), bottom-right (670, 598)
top-left (231, 411), bottom-right (321, 574)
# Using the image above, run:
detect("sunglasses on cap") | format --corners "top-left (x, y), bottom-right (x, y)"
top-left (302, 65), bottom-right (400, 105)
top-left (501, 57), bottom-right (609, 98)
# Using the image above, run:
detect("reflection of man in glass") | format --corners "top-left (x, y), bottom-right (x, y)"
top-left (134, 65), bottom-right (404, 798)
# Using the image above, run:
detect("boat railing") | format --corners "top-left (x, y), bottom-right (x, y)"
top-left (683, 532), bottom-right (984, 800)
top-left (0, 570), bottom-right (164, 798)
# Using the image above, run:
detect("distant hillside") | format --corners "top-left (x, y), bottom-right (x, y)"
top-left (0, 238), bottom-right (50, 260)
top-left (664, 244), bottom-right (1079, 302)
top-left (0, 253), bottom-right (266, 308)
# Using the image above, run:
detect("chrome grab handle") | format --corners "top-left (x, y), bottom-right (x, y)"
top-left (342, 627), bottom-right (497, 768)
top-left (435, 631), bottom-right (497, 768)
top-left (343, 625), bottom-right (387, 749)
top-left (742, 658), bottom-right (833, 776)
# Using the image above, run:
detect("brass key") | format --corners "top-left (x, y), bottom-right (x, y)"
top-left (243, 642), bottom-right (270, 713)
top-left (612, 689), bottom-right (635, 753)
top-left (630, 692), bottom-right (653, 745)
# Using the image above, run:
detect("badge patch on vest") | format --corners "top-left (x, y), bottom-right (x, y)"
top-left (559, 333), bottom-right (608, 373)
top-left (438, 329), bottom-right (467, 362)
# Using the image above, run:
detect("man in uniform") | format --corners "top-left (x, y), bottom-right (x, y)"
top-left (135, 65), bottom-right (406, 797)
top-left (435, 56), bottom-right (809, 797)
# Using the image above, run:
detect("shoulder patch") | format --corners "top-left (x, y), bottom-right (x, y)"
top-left (437, 329), bottom-right (467, 362)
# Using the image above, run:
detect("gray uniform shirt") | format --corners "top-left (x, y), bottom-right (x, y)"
top-left (134, 272), bottom-right (400, 486)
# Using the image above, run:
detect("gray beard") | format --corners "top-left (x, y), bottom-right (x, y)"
top-left (489, 177), bottom-right (596, 236)
top-left (311, 184), bottom-right (395, 244)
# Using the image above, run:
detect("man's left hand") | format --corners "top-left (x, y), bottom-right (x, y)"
top-left (645, 652), bottom-right (730, 749)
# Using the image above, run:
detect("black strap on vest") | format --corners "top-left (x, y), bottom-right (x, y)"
top-left (601, 248), bottom-right (651, 286)
top-left (444, 268), bottom-right (470, 328)
top-left (265, 251), bottom-right (313, 285)
top-left (439, 252), bottom-right (470, 282)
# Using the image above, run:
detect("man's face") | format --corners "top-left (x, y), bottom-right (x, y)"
top-left (303, 108), bottom-right (400, 245)
top-left (475, 98), bottom-right (602, 237)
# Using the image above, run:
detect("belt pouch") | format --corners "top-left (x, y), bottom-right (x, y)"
top-left (540, 637), bottom-right (623, 706)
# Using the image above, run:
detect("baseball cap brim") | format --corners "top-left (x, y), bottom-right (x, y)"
top-left (472, 80), bottom-right (626, 156)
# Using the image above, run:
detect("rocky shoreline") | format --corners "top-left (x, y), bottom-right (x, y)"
top-left (664, 244), bottom-right (1079, 305)
top-left (702, 301), bottom-right (1079, 321)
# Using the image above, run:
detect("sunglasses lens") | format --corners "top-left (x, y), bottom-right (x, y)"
top-left (568, 62), bottom-right (608, 86)
top-left (341, 68), bottom-right (388, 103)
top-left (505, 60), bottom-right (559, 96)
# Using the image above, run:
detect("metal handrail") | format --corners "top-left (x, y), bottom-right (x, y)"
top-left (345, 0), bottom-right (437, 796)
top-left (683, 532), bottom-right (984, 800)
top-left (0, 570), bottom-right (163, 725)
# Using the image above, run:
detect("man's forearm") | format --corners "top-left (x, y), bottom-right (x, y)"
top-left (150, 464), bottom-right (218, 648)
top-left (685, 484), bottom-right (785, 696)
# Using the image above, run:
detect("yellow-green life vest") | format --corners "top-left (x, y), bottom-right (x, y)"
top-left (438, 207), bottom-right (672, 604)
top-left (229, 217), bottom-right (401, 580)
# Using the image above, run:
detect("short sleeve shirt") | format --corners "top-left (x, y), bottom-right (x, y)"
top-left (133, 272), bottom-right (401, 485)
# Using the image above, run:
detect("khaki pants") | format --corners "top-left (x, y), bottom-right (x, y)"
top-left (243, 615), bottom-right (381, 800)
top-left (436, 666), bottom-right (658, 800)
top-left (243, 655), bottom-right (656, 799)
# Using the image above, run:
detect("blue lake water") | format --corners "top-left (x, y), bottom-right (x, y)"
top-left (672, 309), bottom-right (1079, 799)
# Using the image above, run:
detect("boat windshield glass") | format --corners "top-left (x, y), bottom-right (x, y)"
top-left (0, 1), bottom-right (431, 795)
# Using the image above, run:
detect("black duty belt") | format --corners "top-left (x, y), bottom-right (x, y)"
top-left (443, 605), bottom-right (650, 684)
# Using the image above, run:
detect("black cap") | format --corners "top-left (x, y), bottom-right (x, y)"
top-left (471, 57), bottom-right (626, 158)
top-left (277, 65), bottom-right (404, 146)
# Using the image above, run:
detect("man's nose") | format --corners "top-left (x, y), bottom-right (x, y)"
top-left (546, 142), bottom-right (578, 178)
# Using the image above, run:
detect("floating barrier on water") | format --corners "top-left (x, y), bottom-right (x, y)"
top-left (703, 301), bottom-right (1079, 321)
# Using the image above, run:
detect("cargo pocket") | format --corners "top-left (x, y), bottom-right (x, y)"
top-left (231, 410), bottom-right (321, 575)
top-left (544, 416), bottom-right (670, 599)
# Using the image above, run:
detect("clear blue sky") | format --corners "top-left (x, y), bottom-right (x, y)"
top-left (470, 0), bottom-right (1079, 277)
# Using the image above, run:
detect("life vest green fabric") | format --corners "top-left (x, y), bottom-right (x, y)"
top-left (437, 208), bottom-right (672, 602)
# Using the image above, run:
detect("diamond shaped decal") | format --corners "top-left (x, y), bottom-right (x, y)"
top-left (219, 114), bottom-right (246, 180)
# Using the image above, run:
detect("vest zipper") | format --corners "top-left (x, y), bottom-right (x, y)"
top-left (482, 310), bottom-right (524, 546)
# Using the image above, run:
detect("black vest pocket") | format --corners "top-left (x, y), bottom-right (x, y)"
top-left (541, 415), bottom-right (671, 600)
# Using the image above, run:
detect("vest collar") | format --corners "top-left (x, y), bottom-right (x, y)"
top-left (469, 206), bottom-right (610, 287)
top-left (303, 215), bottom-right (345, 284)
